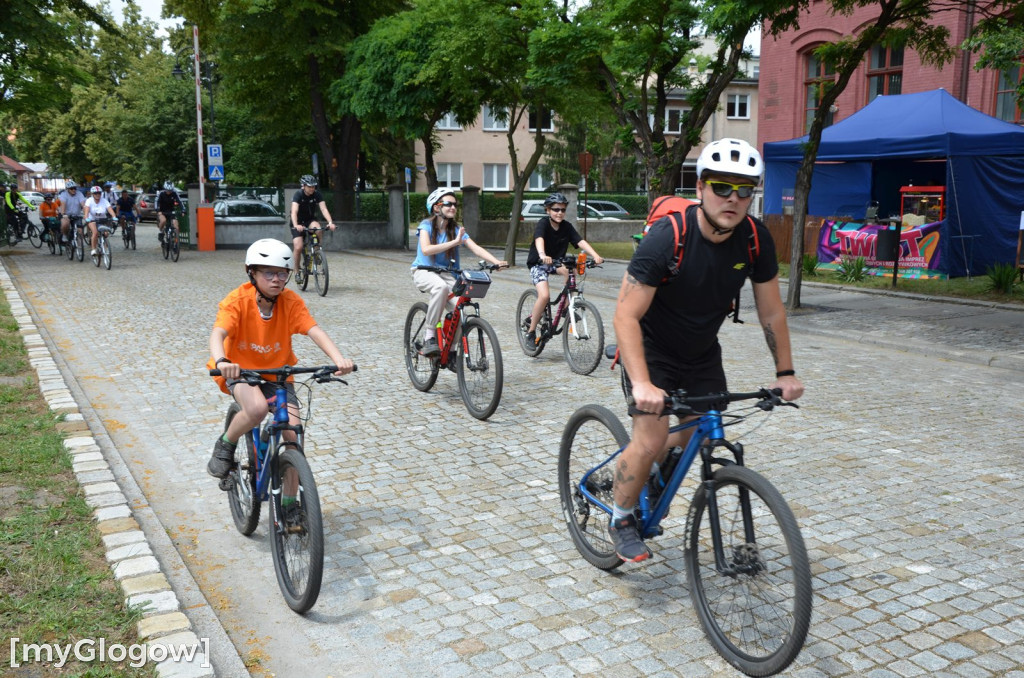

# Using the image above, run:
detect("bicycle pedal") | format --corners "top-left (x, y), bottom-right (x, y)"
top-left (218, 476), bottom-right (233, 491)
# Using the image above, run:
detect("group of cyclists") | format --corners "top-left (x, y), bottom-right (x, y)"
top-left (203, 138), bottom-right (805, 566)
top-left (1, 180), bottom-right (182, 257)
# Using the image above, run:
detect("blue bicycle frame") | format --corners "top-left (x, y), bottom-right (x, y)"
top-left (246, 383), bottom-right (303, 502)
top-left (577, 409), bottom-right (733, 540)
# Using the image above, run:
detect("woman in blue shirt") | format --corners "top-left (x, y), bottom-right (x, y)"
top-left (411, 188), bottom-right (506, 356)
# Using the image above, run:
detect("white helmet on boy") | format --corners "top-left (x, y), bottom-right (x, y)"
top-left (245, 239), bottom-right (293, 271)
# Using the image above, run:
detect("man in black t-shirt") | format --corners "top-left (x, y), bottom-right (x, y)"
top-left (156, 182), bottom-right (182, 242)
top-left (522, 193), bottom-right (603, 345)
top-left (290, 174), bottom-right (335, 267)
top-left (608, 138), bottom-right (805, 563)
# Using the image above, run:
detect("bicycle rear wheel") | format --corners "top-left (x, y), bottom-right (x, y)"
top-left (224, 404), bottom-right (262, 535)
top-left (563, 298), bottom-right (604, 375)
top-left (514, 289), bottom-right (545, 357)
top-left (685, 465), bottom-right (812, 676)
top-left (456, 316), bottom-right (503, 420)
top-left (296, 248), bottom-right (309, 289)
top-left (558, 405), bottom-right (630, 571)
top-left (403, 302), bottom-right (439, 392)
top-left (313, 249), bottom-right (329, 296)
top-left (28, 223), bottom-right (42, 248)
top-left (269, 445), bottom-right (324, 614)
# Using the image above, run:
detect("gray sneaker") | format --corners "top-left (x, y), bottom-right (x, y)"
top-left (420, 336), bottom-right (441, 357)
top-left (207, 437), bottom-right (236, 479)
top-left (609, 514), bottom-right (651, 563)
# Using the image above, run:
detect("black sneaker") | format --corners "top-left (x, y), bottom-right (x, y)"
top-left (609, 514), bottom-right (651, 563)
top-left (282, 502), bottom-right (305, 531)
top-left (420, 336), bottom-right (440, 357)
top-left (527, 329), bottom-right (537, 346)
top-left (207, 437), bottom-right (236, 479)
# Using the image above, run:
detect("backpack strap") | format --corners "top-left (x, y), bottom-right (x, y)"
top-left (659, 210), bottom-right (687, 284)
top-left (730, 216), bottom-right (761, 324)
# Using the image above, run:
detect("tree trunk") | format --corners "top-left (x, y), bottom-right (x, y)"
top-left (420, 131), bottom-right (438, 193)
top-left (503, 122), bottom-right (545, 266)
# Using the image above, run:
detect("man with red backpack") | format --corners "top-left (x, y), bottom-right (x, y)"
top-left (608, 138), bottom-right (805, 563)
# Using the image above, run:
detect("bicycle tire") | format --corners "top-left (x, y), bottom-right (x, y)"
top-left (456, 316), bottom-right (503, 420)
top-left (161, 228), bottom-right (169, 259)
top-left (120, 218), bottom-right (129, 249)
top-left (313, 248), bottom-right (329, 296)
top-left (28, 223), bottom-right (42, 248)
top-left (563, 298), bottom-right (604, 375)
top-left (297, 248), bottom-right (309, 290)
top-left (75, 232), bottom-right (84, 262)
top-left (514, 289), bottom-right (545, 357)
top-left (66, 232), bottom-right (75, 260)
top-left (170, 231), bottom-right (180, 262)
top-left (224, 403), bottom-right (262, 536)
top-left (46, 230), bottom-right (56, 255)
top-left (403, 302), bottom-right (439, 392)
top-left (269, 445), bottom-right (324, 614)
top-left (684, 464), bottom-right (812, 676)
top-left (558, 404), bottom-right (630, 571)
top-left (102, 237), bottom-right (111, 270)
top-left (129, 226), bottom-right (136, 250)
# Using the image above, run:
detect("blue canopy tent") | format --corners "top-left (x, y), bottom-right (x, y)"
top-left (763, 89), bottom-right (1024, 277)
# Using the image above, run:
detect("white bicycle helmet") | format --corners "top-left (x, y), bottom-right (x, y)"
top-left (426, 187), bottom-right (456, 214)
top-left (66, 180), bottom-right (78, 189)
top-left (163, 181), bottom-right (175, 191)
top-left (245, 238), bottom-right (294, 271)
top-left (696, 138), bottom-right (764, 182)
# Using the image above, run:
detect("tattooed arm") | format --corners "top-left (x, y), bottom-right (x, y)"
top-left (752, 276), bottom-right (804, 401)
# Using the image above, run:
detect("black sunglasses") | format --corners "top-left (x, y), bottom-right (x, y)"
top-left (440, 201), bottom-right (458, 208)
top-left (549, 207), bottom-right (566, 213)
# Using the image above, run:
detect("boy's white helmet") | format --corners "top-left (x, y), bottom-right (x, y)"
top-left (245, 239), bottom-right (293, 270)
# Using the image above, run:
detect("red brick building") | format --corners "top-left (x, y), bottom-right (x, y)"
top-left (757, 3), bottom-right (1020, 150)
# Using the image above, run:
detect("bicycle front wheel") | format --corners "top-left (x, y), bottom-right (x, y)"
top-left (313, 249), bottom-right (329, 296)
top-left (514, 289), bottom-right (545, 357)
top-left (558, 405), bottom-right (630, 571)
top-left (224, 403), bottom-right (261, 535)
top-left (102, 238), bottom-right (112, 270)
top-left (685, 464), bottom-right (812, 676)
top-left (270, 445), bottom-right (324, 614)
top-left (92, 239), bottom-right (101, 267)
top-left (170, 231), bottom-right (180, 261)
top-left (129, 225), bottom-right (136, 250)
top-left (161, 230), bottom-right (169, 259)
top-left (75, 233), bottom-right (84, 262)
top-left (403, 302), bottom-right (439, 392)
top-left (46, 230), bottom-right (56, 255)
top-left (456, 316), bottom-right (503, 420)
top-left (120, 218), bottom-right (129, 249)
top-left (66, 233), bottom-right (75, 260)
top-left (28, 223), bottom-right (42, 248)
top-left (563, 298), bottom-right (604, 375)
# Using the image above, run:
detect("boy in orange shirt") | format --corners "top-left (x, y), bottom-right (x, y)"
top-left (38, 193), bottom-right (62, 240)
top-left (207, 239), bottom-right (353, 501)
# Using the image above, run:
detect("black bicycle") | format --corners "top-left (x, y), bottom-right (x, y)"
top-left (209, 364), bottom-right (355, 614)
top-left (160, 213), bottom-right (180, 262)
top-left (560, 349), bottom-right (812, 675)
top-left (66, 215), bottom-right (86, 262)
top-left (119, 214), bottom-right (137, 250)
top-left (294, 225), bottom-right (330, 296)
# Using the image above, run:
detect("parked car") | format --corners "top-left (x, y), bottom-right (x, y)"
top-left (137, 190), bottom-right (187, 221)
top-left (20, 191), bottom-right (46, 207)
top-left (519, 200), bottom-right (620, 221)
top-left (212, 197), bottom-right (287, 228)
top-left (581, 200), bottom-right (630, 218)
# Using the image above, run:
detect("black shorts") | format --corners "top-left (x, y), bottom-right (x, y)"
top-left (621, 342), bottom-right (726, 416)
top-left (290, 219), bottom-right (316, 240)
top-left (226, 379), bottom-right (299, 408)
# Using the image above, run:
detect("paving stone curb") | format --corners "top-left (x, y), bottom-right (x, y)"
top-left (0, 263), bottom-right (217, 678)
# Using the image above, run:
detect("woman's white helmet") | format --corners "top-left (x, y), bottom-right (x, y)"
top-left (426, 187), bottom-right (456, 214)
top-left (245, 238), bottom-right (293, 270)
top-left (696, 138), bottom-right (764, 183)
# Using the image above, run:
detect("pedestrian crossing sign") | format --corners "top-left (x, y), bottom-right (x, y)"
top-left (208, 165), bottom-right (224, 181)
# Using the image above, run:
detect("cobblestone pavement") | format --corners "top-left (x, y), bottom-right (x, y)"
top-left (4, 229), bottom-right (1023, 677)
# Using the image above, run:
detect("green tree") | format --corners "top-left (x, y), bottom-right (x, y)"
top-left (963, 4), bottom-right (1024, 112)
top-left (782, 0), bottom-right (957, 309)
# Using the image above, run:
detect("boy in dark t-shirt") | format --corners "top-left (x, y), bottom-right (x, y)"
top-left (522, 192), bottom-right (603, 345)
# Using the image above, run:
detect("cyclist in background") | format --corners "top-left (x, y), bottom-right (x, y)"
top-left (84, 185), bottom-right (116, 257)
top-left (523, 192), bottom-right (604, 346)
top-left (289, 174), bottom-right (336, 268)
top-left (4, 183), bottom-right (36, 239)
top-left (38, 192), bottom-right (62, 242)
top-left (58, 181), bottom-right (87, 245)
top-left (115, 189), bottom-right (138, 229)
top-left (608, 138), bottom-right (804, 563)
top-left (206, 239), bottom-right (354, 520)
top-left (410, 188), bottom-right (507, 357)
top-left (102, 181), bottom-right (117, 205)
top-left (156, 182), bottom-right (181, 243)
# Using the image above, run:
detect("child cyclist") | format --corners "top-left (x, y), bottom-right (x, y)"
top-left (206, 239), bottom-right (354, 517)
top-left (411, 188), bottom-right (507, 357)
top-left (523, 192), bottom-right (604, 345)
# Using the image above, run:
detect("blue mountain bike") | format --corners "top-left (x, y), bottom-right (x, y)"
top-left (210, 364), bottom-right (355, 614)
top-left (558, 348), bottom-right (812, 675)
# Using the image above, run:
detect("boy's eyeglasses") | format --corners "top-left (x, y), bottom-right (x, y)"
top-left (259, 270), bottom-right (291, 281)
top-left (549, 207), bottom-right (566, 213)
top-left (441, 201), bottom-right (458, 208)
top-left (705, 181), bottom-right (756, 199)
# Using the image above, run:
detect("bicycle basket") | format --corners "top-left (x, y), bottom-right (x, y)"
top-left (452, 270), bottom-right (491, 298)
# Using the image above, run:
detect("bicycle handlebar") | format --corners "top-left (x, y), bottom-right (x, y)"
top-left (209, 364), bottom-right (358, 384)
top-left (627, 388), bottom-right (797, 416)
top-left (416, 260), bottom-right (507, 274)
top-left (550, 255), bottom-right (601, 269)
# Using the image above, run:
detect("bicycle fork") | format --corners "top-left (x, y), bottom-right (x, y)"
top-left (698, 439), bottom-right (762, 577)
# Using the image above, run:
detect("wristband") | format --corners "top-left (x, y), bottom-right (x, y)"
top-left (215, 357), bottom-right (231, 366)
top-left (775, 369), bottom-right (795, 378)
